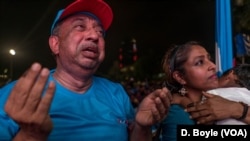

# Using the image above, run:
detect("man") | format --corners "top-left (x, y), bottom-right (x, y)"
top-left (0, 0), bottom-right (172, 140)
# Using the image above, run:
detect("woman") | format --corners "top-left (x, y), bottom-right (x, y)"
top-left (160, 41), bottom-right (218, 141)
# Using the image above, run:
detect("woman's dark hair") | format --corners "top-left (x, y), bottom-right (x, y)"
top-left (161, 41), bottom-right (202, 93)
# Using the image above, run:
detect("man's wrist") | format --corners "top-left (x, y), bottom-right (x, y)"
top-left (134, 122), bottom-right (151, 132)
top-left (130, 122), bottom-right (151, 141)
top-left (13, 129), bottom-right (48, 141)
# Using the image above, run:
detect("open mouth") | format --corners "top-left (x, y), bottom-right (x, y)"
top-left (81, 47), bottom-right (98, 59)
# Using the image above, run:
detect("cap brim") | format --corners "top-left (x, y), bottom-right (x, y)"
top-left (59, 0), bottom-right (113, 31)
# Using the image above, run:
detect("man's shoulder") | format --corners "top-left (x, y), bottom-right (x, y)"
top-left (93, 76), bottom-right (121, 86)
top-left (1, 80), bottom-right (17, 91)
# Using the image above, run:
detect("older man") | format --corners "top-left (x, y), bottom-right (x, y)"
top-left (0, 0), bottom-right (172, 140)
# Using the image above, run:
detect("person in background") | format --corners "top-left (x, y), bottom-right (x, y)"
top-left (217, 64), bottom-right (250, 89)
top-left (160, 41), bottom-right (219, 141)
top-left (0, 0), bottom-right (172, 140)
top-left (186, 64), bottom-right (250, 125)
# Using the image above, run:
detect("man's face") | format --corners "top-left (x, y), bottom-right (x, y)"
top-left (54, 14), bottom-right (105, 72)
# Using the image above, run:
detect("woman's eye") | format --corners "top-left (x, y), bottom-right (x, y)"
top-left (209, 57), bottom-right (215, 62)
top-left (195, 60), bottom-right (203, 66)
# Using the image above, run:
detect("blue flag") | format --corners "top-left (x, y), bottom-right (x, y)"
top-left (215, 0), bottom-right (233, 76)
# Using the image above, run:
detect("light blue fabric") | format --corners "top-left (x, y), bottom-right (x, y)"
top-left (215, 0), bottom-right (233, 76)
top-left (235, 33), bottom-right (247, 57)
top-left (161, 104), bottom-right (195, 141)
top-left (0, 70), bottom-right (135, 141)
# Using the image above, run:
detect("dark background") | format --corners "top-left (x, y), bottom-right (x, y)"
top-left (0, 0), bottom-right (215, 81)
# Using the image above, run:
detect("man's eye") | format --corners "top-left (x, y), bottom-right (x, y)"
top-left (97, 30), bottom-right (104, 36)
top-left (75, 25), bottom-right (85, 30)
top-left (95, 27), bottom-right (105, 36)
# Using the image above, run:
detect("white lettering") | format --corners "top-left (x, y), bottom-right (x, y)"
top-left (238, 129), bottom-right (244, 137)
top-left (223, 129), bottom-right (230, 136)
top-left (222, 129), bottom-right (245, 137)
top-left (181, 129), bottom-right (188, 136)
top-left (193, 129), bottom-right (199, 136)
top-left (231, 129), bottom-right (237, 136)
top-left (193, 129), bottom-right (218, 138)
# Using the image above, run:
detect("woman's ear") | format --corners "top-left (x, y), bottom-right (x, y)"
top-left (173, 71), bottom-right (186, 85)
top-left (49, 35), bottom-right (59, 55)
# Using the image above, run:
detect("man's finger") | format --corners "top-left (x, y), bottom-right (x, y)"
top-left (36, 81), bottom-right (55, 115)
top-left (159, 88), bottom-right (172, 109)
top-left (25, 68), bottom-right (50, 112)
top-left (5, 63), bottom-right (42, 113)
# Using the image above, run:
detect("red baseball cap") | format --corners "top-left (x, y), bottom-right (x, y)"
top-left (51, 0), bottom-right (113, 34)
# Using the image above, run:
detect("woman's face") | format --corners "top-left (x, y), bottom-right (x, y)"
top-left (181, 45), bottom-right (218, 91)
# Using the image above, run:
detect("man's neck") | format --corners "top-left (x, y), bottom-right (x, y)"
top-left (53, 69), bottom-right (93, 94)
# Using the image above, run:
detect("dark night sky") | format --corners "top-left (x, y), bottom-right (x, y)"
top-left (0, 0), bottom-right (215, 79)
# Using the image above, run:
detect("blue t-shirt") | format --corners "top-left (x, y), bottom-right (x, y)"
top-left (161, 104), bottom-right (195, 141)
top-left (0, 71), bottom-right (135, 141)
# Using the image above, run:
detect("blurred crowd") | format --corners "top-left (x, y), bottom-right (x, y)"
top-left (121, 78), bottom-right (164, 109)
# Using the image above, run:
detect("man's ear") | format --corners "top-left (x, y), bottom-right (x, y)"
top-left (49, 35), bottom-right (59, 55)
top-left (227, 70), bottom-right (235, 80)
top-left (173, 71), bottom-right (186, 85)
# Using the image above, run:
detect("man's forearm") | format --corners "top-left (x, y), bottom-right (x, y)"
top-left (130, 123), bottom-right (152, 141)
